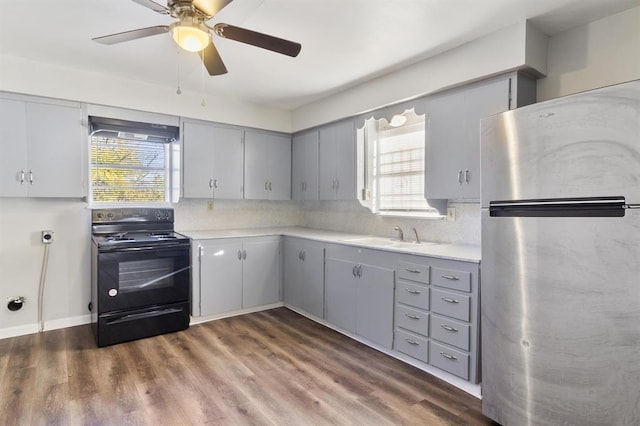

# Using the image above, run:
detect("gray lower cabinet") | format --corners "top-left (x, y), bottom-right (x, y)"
top-left (393, 257), bottom-right (480, 383)
top-left (282, 237), bottom-right (325, 318)
top-left (193, 236), bottom-right (281, 317)
top-left (325, 246), bottom-right (394, 349)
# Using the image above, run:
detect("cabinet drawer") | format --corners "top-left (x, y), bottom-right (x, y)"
top-left (429, 341), bottom-right (469, 380)
top-left (395, 282), bottom-right (429, 310)
top-left (395, 329), bottom-right (429, 363)
top-left (430, 314), bottom-right (470, 351)
top-left (397, 262), bottom-right (430, 284)
top-left (395, 305), bottom-right (429, 337)
top-left (431, 288), bottom-right (470, 322)
top-left (432, 267), bottom-right (471, 292)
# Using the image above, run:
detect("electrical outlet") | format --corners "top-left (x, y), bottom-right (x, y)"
top-left (446, 207), bottom-right (456, 221)
top-left (42, 230), bottom-right (54, 244)
top-left (207, 200), bottom-right (214, 211)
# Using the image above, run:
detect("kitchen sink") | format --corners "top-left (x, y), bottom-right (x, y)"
top-left (342, 236), bottom-right (437, 248)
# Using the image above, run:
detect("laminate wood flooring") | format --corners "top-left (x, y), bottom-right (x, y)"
top-left (0, 308), bottom-right (496, 425)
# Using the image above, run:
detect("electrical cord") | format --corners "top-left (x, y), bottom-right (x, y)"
top-left (38, 243), bottom-right (51, 333)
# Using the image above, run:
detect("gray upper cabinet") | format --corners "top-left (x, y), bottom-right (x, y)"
top-left (291, 130), bottom-right (319, 200)
top-left (426, 73), bottom-right (536, 201)
top-left (244, 130), bottom-right (291, 200)
top-left (319, 119), bottom-right (356, 200)
top-left (182, 120), bottom-right (244, 199)
top-left (0, 96), bottom-right (83, 198)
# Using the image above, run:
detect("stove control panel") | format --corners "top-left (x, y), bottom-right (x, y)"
top-left (92, 208), bottom-right (174, 224)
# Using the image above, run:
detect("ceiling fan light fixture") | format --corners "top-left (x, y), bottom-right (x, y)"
top-left (171, 22), bottom-right (210, 52)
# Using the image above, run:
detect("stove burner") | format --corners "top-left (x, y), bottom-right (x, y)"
top-left (104, 233), bottom-right (133, 242)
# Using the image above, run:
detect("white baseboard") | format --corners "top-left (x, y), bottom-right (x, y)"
top-left (0, 314), bottom-right (92, 340)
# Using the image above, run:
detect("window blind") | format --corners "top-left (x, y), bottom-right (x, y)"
top-left (375, 120), bottom-right (432, 212)
top-left (90, 135), bottom-right (168, 203)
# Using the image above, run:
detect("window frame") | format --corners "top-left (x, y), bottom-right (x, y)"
top-left (357, 109), bottom-right (441, 218)
top-left (88, 131), bottom-right (180, 207)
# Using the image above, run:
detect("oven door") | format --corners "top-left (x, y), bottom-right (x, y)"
top-left (97, 243), bottom-right (190, 313)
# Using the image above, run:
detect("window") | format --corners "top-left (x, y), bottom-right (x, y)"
top-left (358, 109), bottom-right (439, 217)
top-left (90, 119), bottom-right (180, 204)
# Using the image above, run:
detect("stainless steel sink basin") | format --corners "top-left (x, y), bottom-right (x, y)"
top-left (342, 236), bottom-right (437, 248)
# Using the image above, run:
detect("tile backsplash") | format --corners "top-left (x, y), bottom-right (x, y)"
top-left (175, 199), bottom-right (480, 246)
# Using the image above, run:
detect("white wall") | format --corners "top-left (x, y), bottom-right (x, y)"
top-left (537, 6), bottom-right (640, 101)
top-left (291, 21), bottom-right (548, 131)
top-left (0, 54), bottom-right (292, 133)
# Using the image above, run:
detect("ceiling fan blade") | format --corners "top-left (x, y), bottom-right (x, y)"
top-left (130, 0), bottom-right (170, 14)
top-left (213, 24), bottom-right (301, 57)
top-left (193, 0), bottom-right (234, 17)
top-left (93, 26), bottom-right (170, 45)
top-left (200, 43), bottom-right (228, 75)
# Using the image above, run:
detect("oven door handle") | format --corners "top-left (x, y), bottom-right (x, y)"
top-left (100, 243), bottom-right (191, 252)
top-left (105, 307), bottom-right (184, 325)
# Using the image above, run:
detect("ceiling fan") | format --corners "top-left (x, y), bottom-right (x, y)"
top-left (93, 0), bottom-right (302, 76)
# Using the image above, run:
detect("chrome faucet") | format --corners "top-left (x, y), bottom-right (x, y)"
top-left (394, 225), bottom-right (404, 241)
top-left (412, 227), bottom-right (420, 244)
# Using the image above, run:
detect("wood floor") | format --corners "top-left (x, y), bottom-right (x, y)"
top-left (0, 308), bottom-right (495, 425)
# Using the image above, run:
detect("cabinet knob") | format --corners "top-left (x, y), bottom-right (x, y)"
top-left (464, 169), bottom-right (470, 184)
top-left (237, 250), bottom-right (242, 260)
top-left (457, 170), bottom-right (463, 185)
top-left (441, 297), bottom-right (459, 304)
top-left (268, 181), bottom-right (272, 191)
top-left (19, 170), bottom-right (25, 184)
top-left (213, 179), bottom-right (219, 189)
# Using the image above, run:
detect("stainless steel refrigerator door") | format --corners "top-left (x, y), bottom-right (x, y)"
top-left (481, 80), bottom-right (640, 207)
top-left (481, 209), bottom-right (640, 425)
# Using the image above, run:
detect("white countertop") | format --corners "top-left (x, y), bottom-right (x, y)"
top-left (179, 226), bottom-right (480, 263)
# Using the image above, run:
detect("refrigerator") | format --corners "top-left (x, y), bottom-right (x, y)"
top-left (480, 79), bottom-right (640, 425)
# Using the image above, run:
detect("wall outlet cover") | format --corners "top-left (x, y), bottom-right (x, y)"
top-left (447, 208), bottom-right (456, 221)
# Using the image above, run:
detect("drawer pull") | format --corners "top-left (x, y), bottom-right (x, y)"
top-left (441, 297), bottom-right (459, 304)
top-left (406, 289), bottom-right (421, 295)
top-left (404, 338), bottom-right (420, 346)
top-left (441, 324), bottom-right (459, 332)
top-left (405, 314), bottom-right (420, 320)
top-left (440, 351), bottom-right (457, 360)
top-left (441, 274), bottom-right (459, 280)
top-left (405, 268), bottom-right (421, 274)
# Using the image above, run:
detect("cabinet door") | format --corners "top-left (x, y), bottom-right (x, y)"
top-left (212, 126), bottom-right (244, 199)
top-left (292, 130), bottom-right (319, 200)
top-left (267, 134), bottom-right (291, 200)
top-left (182, 121), bottom-right (214, 198)
top-left (301, 245), bottom-right (325, 318)
top-left (325, 258), bottom-right (357, 333)
top-left (356, 263), bottom-right (394, 349)
top-left (26, 101), bottom-right (83, 197)
top-left (200, 240), bottom-right (243, 316)
top-left (283, 239), bottom-right (303, 309)
top-left (334, 120), bottom-right (356, 200)
top-left (242, 238), bottom-right (281, 308)
top-left (243, 130), bottom-right (270, 199)
top-left (0, 98), bottom-right (27, 197)
top-left (426, 90), bottom-right (465, 200)
top-left (460, 78), bottom-right (510, 199)
top-left (318, 124), bottom-right (337, 200)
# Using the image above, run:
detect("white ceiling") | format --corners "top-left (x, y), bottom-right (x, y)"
top-left (1, 0), bottom-right (639, 110)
